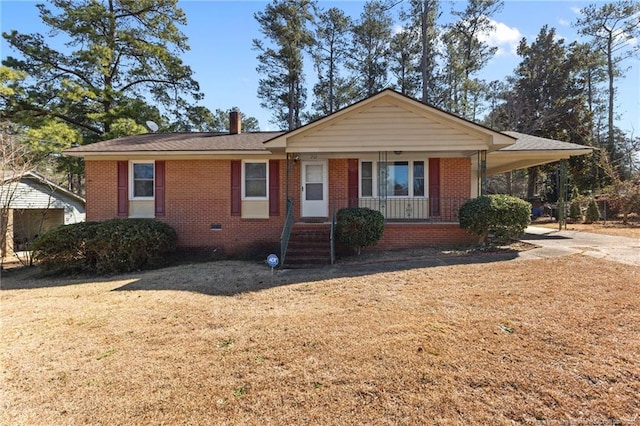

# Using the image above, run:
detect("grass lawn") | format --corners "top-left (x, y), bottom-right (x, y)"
top-left (1, 253), bottom-right (639, 425)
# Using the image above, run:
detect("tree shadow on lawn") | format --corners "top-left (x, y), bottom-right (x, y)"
top-left (1, 246), bottom-right (525, 295)
top-left (111, 248), bottom-right (522, 296)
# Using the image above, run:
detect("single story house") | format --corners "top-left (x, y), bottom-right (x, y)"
top-left (1, 171), bottom-right (86, 258)
top-left (64, 89), bottom-right (591, 265)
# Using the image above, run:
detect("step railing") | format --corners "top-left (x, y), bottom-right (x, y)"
top-left (279, 198), bottom-right (294, 266)
top-left (330, 203), bottom-right (336, 265)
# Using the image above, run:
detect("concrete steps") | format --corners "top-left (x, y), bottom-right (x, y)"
top-left (284, 223), bottom-right (331, 268)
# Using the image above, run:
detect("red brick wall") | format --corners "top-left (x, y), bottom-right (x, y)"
top-left (86, 160), bottom-right (118, 221)
top-left (86, 159), bottom-right (287, 255)
top-left (377, 223), bottom-right (479, 250)
top-left (440, 157), bottom-right (471, 198)
top-left (85, 156), bottom-right (476, 255)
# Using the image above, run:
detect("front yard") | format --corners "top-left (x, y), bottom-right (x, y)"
top-left (1, 254), bottom-right (639, 424)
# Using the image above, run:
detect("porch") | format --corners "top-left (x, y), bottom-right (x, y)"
top-left (281, 197), bottom-right (475, 268)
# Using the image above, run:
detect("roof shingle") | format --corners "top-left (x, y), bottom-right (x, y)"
top-left (64, 131), bottom-right (285, 154)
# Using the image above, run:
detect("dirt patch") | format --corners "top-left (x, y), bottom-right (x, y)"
top-left (1, 253), bottom-right (639, 425)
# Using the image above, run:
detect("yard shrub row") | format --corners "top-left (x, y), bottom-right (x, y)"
top-left (459, 194), bottom-right (531, 243)
top-left (32, 219), bottom-right (177, 274)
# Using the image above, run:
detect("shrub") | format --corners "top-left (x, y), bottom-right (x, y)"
top-left (459, 194), bottom-right (531, 243)
top-left (584, 199), bottom-right (600, 224)
top-left (568, 187), bottom-right (583, 223)
top-left (568, 199), bottom-right (583, 223)
top-left (29, 222), bottom-right (102, 274)
top-left (32, 219), bottom-right (177, 275)
top-left (335, 207), bottom-right (384, 255)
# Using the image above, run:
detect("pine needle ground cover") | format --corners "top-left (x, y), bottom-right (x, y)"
top-left (1, 255), bottom-right (639, 425)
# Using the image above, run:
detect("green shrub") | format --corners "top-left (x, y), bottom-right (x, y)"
top-left (29, 222), bottom-right (102, 274)
top-left (584, 199), bottom-right (600, 224)
top-left (459, 195), bottom-right (531, 243)
top-left (568, 200), bottom-right (582, 223)
top-left (335, 207), bottom-right (384, 255)
top-left (32, 219), bottom-right (177, 275)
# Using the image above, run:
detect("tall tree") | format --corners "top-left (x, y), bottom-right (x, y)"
top-left (310, 7), bottom-right (354, 117)
top-left (574, 1), bottom-right (640, 158)
top-left (253, 0), bottom-right (316, 130)
top-left (497, 26), bottom-right (592, 196)
top-left (346, 0), bottom-right (394, 98)
top-left (440, 0), bottom-right (502, 119)
top-left (2, 0), bottom-right (202, 142)
top-left (402, 0), bottom-right (441, 103)
top-left (571, 43), bottom-right (608, 144)
top-left (389, 28), bottom-right (421, 97)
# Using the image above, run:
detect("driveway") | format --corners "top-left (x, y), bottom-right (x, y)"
top-left (519, 226), bottom-right (640, 267)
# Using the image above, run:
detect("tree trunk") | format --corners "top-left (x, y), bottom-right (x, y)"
top-left (526, 167), bottom-right (538, 198)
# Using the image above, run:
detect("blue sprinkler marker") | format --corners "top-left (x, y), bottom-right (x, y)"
top-left (266, 253), bottom-right (279, 275)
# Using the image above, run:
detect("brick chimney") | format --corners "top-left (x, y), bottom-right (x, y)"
top-left (229, 111), bottom-right (241, 134)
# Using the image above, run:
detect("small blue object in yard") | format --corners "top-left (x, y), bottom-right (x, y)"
top-left (266, 254), bottom-right (279, 268)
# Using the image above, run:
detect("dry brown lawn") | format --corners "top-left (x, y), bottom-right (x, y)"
top-left (1, 253), bottom-right (639, 425)
top-left (534, 219), bottom-right (640, 239)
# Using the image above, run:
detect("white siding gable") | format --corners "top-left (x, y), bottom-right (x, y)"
top-left (286, 100), bottom-right (491, 153)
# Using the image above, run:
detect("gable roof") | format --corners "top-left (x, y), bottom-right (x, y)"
top-left (62, 90), bottom-right (592, 175)
top-left (1, 171), bottom-right (86, 204)
top-left (264, 89), bottom-right (516, 153)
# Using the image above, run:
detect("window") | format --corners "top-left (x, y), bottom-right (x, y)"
top-left (361, 160), bottom-right (427, 198)
top-left (413, 161), bottom-right (425, 197)
top-left (243, 161), bottom-right (267, 198)
top-left (131, 162), bottom-right (154, 199)
top-left (383, 161), bottom-right (409, 196)
top-left (361, 161), bottom-right (373, 197)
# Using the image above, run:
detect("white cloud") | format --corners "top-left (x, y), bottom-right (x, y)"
top-left (478, 18), bottom-right (522, 57)
top-left (558, 18), bottom-right (570, 27)
top-left (570, 6), bottom-right (581, 15)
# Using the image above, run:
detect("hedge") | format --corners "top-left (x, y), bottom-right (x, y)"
top-left (459, 195), bottom-right (531, 243)
top-left (32, 219), bottom-right (177, 275)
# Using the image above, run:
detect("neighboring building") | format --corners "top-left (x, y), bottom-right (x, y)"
top-left (64, 90), bottom-right (591, 265)
top-left (1, 171), bottom-right (85, 258)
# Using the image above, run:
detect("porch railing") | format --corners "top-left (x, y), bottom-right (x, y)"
top-left (280, 198), bottom-right (294, 266)
top-left (330, 197), bottom-right (469, 223)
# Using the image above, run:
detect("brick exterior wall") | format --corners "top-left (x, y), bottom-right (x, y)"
top-left (86, 160), bottom-right (287, 255)
top-left (440, 157), bottom-right (471, 198)
top-left (85, 155), bottom-right (477, 255)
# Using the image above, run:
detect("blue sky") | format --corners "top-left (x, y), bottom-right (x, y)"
top-left (1, 0), bottom-right (638, 134)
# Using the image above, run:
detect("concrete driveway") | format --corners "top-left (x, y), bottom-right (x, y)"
top-left (518, 226), bottom-right (640, 267)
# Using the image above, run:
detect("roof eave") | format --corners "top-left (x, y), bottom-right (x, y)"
top-left (64, 150), bottom-right (274, 158)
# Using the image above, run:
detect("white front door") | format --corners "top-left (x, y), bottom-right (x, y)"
top-left (301, 160), bottom-right (328, 217)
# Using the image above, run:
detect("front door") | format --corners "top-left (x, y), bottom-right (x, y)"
top-left (301, 160), bottom-right (328, 218)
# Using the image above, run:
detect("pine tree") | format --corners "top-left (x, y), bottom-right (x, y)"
top-left (346, 0), bottom-right (394, 99)
top-left (310, 7), bottom-right (354, 118)
top-left (2, 0), bottom-right (202, 141)
top-left (440, 0), bottom-right (502, 118)
top-left (401, 0), bottom-right (441, 103)
top-left (495, 26), bottom-right (593, 197)
top-left (574, 1), bottom-right (640, 158)
top-left (253, 0), bottom-right (315, 130)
